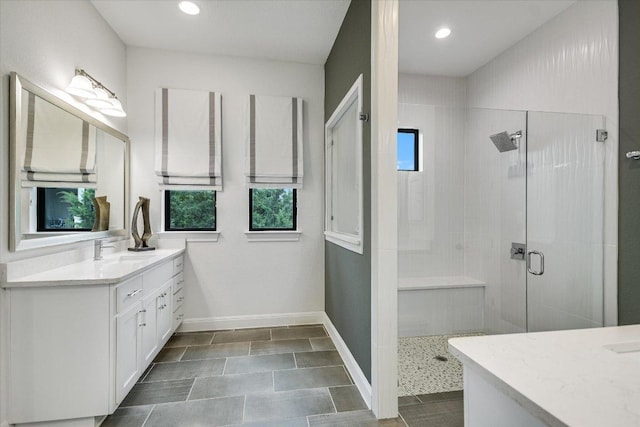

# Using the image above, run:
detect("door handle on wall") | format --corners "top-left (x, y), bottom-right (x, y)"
top-left (527, 250), bottom-right (544, 275)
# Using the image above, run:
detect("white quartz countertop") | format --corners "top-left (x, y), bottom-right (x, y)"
top-left (449, 325), bottom-right (640, 427)
top-left (1, 248), bottom-right (185, 287)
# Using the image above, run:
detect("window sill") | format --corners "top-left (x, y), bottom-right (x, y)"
top-left (158, 231), bottom-right (220, 242)
top-left (244, 231), bottom-right (301, 242)
top-left (324, 231), bottom-right (363, 254)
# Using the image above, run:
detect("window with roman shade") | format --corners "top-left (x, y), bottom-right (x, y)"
top-left (245, 94), bottom-right (303, 189)
top-left (155, 88), bottom-right (222, 190)
top-left (21, 91), bottom-right (97, 188)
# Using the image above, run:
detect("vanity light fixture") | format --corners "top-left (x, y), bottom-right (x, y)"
top-left (65, 69), bottom-right (126, 117)
top-left (435, 27), bottom-right (452, 39)
top-left (178, 1), bottom-right (200, 15)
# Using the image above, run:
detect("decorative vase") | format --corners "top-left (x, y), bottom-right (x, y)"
top-left (129, 196), bottom-right (155, 251)
top-left (92, 196), bottom-right (110, 232)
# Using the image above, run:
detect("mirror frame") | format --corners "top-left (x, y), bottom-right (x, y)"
top-left (9, 72), bottom-right (130, 252)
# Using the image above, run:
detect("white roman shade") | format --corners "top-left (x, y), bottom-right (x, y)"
top-left (246, 94), bottom-right (303, 188)
top-left (155, 88), bottom-right (222, 190)
top-left (21, 92), bottom-right (97, 187)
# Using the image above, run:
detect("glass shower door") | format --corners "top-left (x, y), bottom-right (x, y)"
top-left (526, 111), bottom-right (605, 332)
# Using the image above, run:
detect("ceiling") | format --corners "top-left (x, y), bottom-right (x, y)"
top-left (92, 0), bottom-right (576, 76)
top-left (399, 0), bottom-right (576, 77)
top-left (91, 0), bottom-right (350, 65)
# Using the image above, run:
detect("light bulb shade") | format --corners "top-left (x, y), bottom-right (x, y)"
top-left (66, 75), bottom-right (95, 98)
top-left (86, 87), bottom-right (113, 109)
top-left (100, 97), bottom-right (126, 117)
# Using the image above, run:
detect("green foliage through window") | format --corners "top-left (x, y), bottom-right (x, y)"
top-left (37, 187), bottom-right (95, 231)
top-left (250, 188), bottom-right (296, 230)
top-left (165, 190), bottom-right (216, 231)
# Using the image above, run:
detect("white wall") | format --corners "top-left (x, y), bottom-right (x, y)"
top-left (0, 1), bottom-right (127, 425)
top-left (126, 47), bottom-right (325, 323)
top-left (465, 0), bottom-right (619, 328)
top-left (397, 74), bottom-right (466, 279)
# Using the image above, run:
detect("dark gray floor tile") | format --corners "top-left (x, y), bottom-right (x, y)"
top-left (416, 390), bottom-right (463, 403)
top-left (224, 353), bottom-right (296, 375)
top-left (120, 379), bottom-right (193, 407)
top-left (181, 342), bottom-right (250, 361)
top-left (230, 417), bottom-right (308, 427)
top-left (165, 333), bottom-right (213, 348)
top-left (272, 326), bottom-right (327, 340)
top-left (274, 366), bottom-right (351, 392)
top-left (138, 363), bottom-right (155, 383)
top-left (398, 395), bottom-right (421, 407)
top-left (251, 338), bottom-right (312, 356)
top-left (212, 328), bottom-right (271, 344)
top-left (310, 337), bottom-right (336, 351)
top-left (295, 350), bottom-right (343, 368)
top-left (398, 400), bottom-right (463, 427)
top-left (244, 388), bottom-right (335, 422)
top-left (101, 405), bottom-right (153, 427)
top-left (308, 409), bottom-right (407, 426)
top-left (143, 358), bottom-right (225, 382)
top-left (153, 347), bottom-right (186, 363)
top-left (144, 396), bottom-right (244, 427)
top-left (329, 385), bottom-right (367, 412)
top-left (189, 372), bottom-right (273, 400)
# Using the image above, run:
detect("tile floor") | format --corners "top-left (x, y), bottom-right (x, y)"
top-left (102, 325), bottom-right (463, 427)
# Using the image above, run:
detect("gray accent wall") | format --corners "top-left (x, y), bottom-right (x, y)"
top-left (618, 0), bottom-right (640, 324)
top-left (324, 0), bottom-right (372, 382)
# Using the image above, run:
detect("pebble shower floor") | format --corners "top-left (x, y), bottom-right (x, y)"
top-left (398, 333), bottom-right (483, 397)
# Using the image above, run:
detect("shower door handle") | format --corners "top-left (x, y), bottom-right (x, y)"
top-left (527, 250), bottom-right (544, 275)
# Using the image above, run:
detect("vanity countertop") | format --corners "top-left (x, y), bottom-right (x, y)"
top-left (449, 325), bottom-right (640, 427)
top-left (1, 248), bottom-right (185, 288)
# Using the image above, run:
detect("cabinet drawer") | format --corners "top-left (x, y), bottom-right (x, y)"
top-left (173, 272), bottom-right (185, 295)
top-left (116, 276), bottom-right (144, 314)
top-left (173, 256), bottom-right (184, 275)
top-left (143, 261), bottom-right (173, 293)
top-left (173, 305), bottom-right (184, 331)
top-left (173, 287), bottom-right (184, 310)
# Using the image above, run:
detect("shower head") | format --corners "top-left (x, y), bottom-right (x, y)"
top-left (490, 130), bottom-right (522, 152)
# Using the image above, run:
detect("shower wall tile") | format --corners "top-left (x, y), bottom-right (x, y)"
top-left (465, 0), bottom-right (618, 328)
top-left (398, 75), bottom-right (467, 280)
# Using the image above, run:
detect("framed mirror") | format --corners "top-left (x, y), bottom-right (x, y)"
top-left (9, 72), bottom-right (130, 251)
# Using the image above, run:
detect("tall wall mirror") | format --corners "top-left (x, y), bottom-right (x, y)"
top-left (9, 72), bottom-right (130, 251)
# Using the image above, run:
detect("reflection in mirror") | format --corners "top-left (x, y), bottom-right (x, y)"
top-left (10, 72), bottom-right (129, 251)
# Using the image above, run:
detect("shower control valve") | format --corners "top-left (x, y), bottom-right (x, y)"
top-left (511, 243), bottom-right (526, 261)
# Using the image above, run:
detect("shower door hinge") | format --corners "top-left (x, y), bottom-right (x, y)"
top-left (359, 112), bottom-right (369, 122)
top-left (596, 129), bottom-right (608, 143)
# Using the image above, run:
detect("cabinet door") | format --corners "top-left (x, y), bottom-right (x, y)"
top-left (157, 280), bottom-right (174, 345)
top-left (141, 290), bottom-right (160, 366)
top-left (116, 302), bottom-right (143, 404)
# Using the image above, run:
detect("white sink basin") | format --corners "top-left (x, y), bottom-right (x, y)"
top-left (117, 253), bottom-right (157, 262)
top-left (603, 342), bottom-right (640, 354)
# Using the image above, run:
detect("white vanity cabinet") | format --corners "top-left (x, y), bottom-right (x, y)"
top-left (4, 249), bottom-right (185, 427)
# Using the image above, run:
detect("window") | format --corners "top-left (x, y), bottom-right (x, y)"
top-left (325, 74), bottom-right (363, 253)
top-left (164, 190), bottom-right (216, 231)
top-left (249, 189), bottom-right (296, 231)
top-left (37, 187), bottom-right (95, 231)
top-left (397, 128), bottom-right (419, 171)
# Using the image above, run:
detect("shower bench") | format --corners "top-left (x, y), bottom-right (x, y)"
top-left (398, 276), bottom-right (486, 337)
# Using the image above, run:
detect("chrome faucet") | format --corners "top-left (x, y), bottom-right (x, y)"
top-left (94, 239), bottom-right (115, 261)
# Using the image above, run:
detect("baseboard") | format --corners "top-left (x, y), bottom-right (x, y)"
top-left (321, 313), bottom-right (372, 409)
top-left (178, 311), bottom-right (326, 332)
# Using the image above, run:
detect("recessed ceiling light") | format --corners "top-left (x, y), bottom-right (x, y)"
top-left (178, 1), bottom-right (200, 15)
top-left (435, 27), bottom-right (451, 39)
